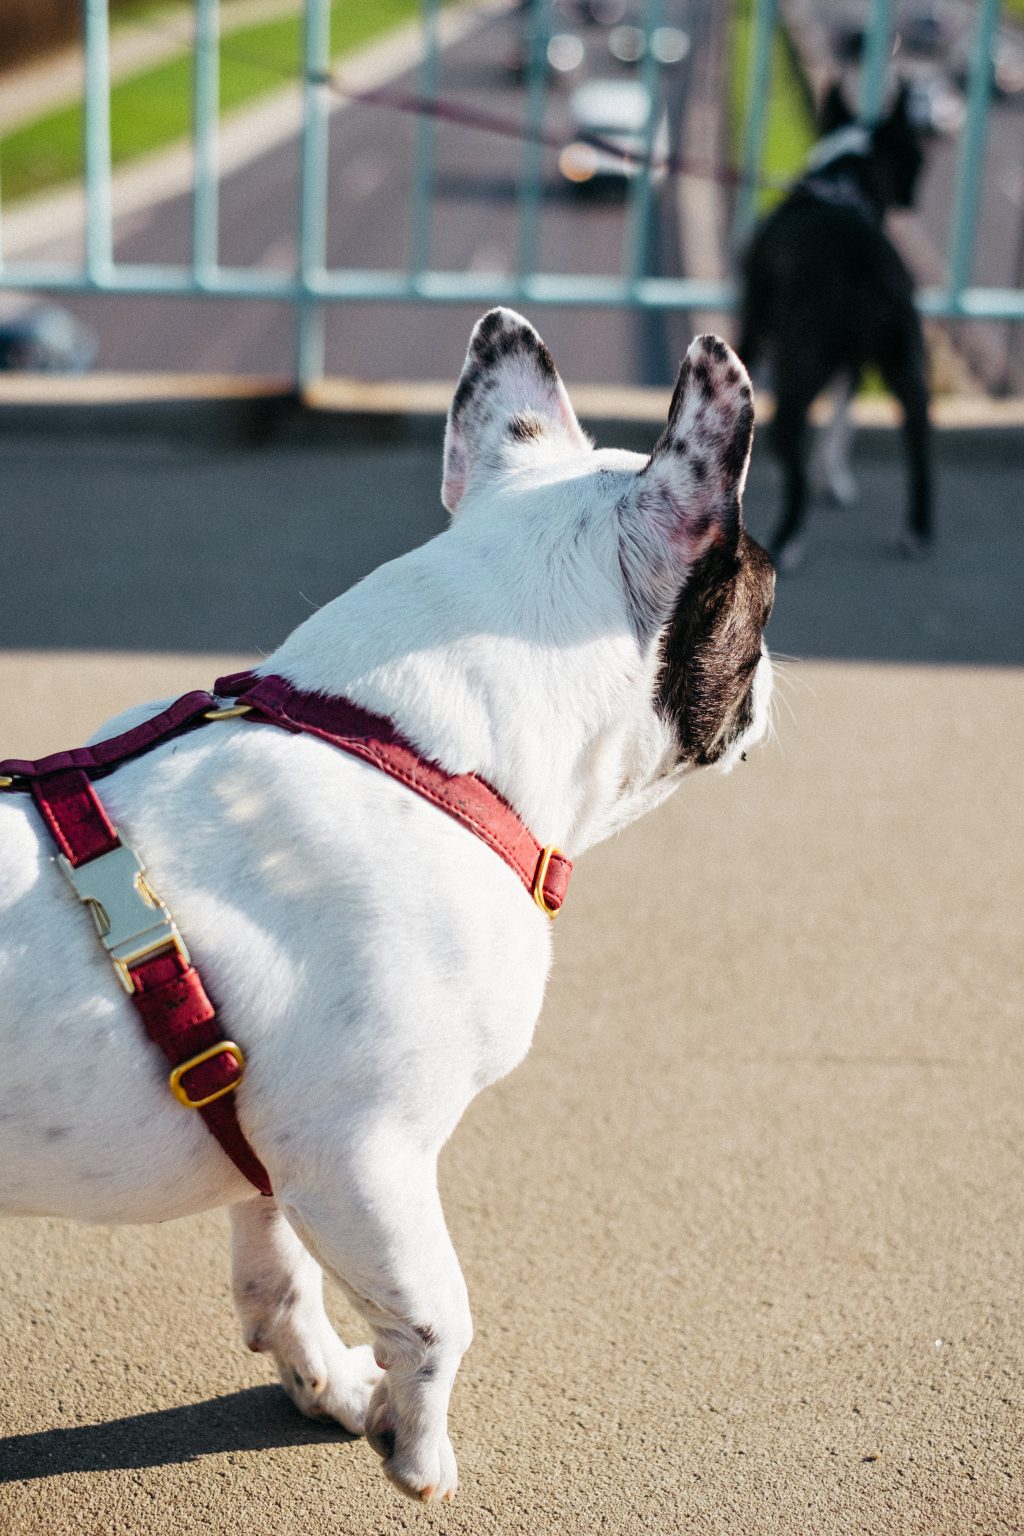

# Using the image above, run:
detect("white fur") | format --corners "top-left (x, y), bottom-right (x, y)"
top-left (0, 311), bottom-right (771, 1503)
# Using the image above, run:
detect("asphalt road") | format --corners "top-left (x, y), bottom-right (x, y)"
top-left (41, 0), bottom-right (711, 387)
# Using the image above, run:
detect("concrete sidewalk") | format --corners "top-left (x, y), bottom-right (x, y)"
top-left (0, 403), bottom-right (1022, 1534)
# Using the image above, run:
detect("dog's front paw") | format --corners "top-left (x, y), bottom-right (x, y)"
top-left (365, 1381), bottom-right (459, 1502)
top-left (274, 1337), bottom-right (382, 1435)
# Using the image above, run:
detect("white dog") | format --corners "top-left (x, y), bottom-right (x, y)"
top-left (0, 310), bottom-right (774, 1503)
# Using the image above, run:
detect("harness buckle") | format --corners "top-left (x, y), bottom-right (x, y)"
top-left (532, 845), bottom-right (563, 919)
top-left (169, 1041), bottom-right (246, 1108)
top-left (58, 837), bottom-right (191, 994)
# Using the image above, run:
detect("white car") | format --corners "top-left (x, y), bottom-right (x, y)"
top-left (559, 78), bottom-right (669, 189)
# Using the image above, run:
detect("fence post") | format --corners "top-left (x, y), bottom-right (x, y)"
top-left (193, 0), bottom-right (221, 285)
top-left (297, 0), bottom-right (332, 390)
top-left (857, 0), bottom-right (894, 124)
top-left (946, 0), bottom-right (1000, 311)
top-left (733, 0), bottom-right (777, 247)
top-left (410, 0), bottom-right (442, 282)
top-left (83, 0), bottom-right (114, 282)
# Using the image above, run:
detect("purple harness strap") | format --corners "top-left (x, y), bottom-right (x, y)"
top-left (1, 673), bottom-right (572, 1196)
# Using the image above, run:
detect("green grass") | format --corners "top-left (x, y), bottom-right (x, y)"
top-left (1, 0), bottom-right (422, 204)
top-left (729, 0), bottom-right (816, 216)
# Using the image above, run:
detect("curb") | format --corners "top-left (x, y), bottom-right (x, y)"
top-left (3, 375), bottom-right (1024, 455)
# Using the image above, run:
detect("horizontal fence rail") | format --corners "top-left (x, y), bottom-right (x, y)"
top-left (1, 0), bottom-right (1022, 387)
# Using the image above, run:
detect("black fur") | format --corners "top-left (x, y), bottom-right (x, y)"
top-left (658, 531), bottom-right (775, 767)
top-left (739, 82), bottom-right (932, 567)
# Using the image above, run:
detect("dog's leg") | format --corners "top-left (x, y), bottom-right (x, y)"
top-left (879, 339), bottom-right (932, 553)
top-left (230, 1197), bottom-right (382, 1433)
top-left (277, 1147), bottom-right (472, 1503)
top-left (769, 371), bottom-right (823, 572)
top-left (812, 373), bottom-right (858, 507)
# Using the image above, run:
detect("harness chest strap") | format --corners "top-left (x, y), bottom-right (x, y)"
top-left (28, 763), bottom-right (273, 1196)
top-left (0, 676), bottom-right (573, 1197)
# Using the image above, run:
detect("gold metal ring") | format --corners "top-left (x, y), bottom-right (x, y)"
top-left (532, 845), bottom-right (563, 919)
top-left (169, 1040), bottom-right (246, 1108)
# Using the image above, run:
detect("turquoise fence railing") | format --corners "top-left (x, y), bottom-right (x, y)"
top-left (0, 0), bottom-right (1021, 386)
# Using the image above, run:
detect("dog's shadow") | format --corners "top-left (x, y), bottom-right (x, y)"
top-left (0, 1385), bottom-right (356, 1482)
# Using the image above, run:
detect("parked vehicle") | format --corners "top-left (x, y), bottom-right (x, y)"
top-left (558, 78), bottom-right (669, 189)
top-left (0, 305), bottom-right (96, 372)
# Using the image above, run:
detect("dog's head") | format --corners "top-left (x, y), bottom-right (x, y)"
top-left (442, 309), bottom-right (774, 849)
top-left (819, 79), bottom-right (925, 210)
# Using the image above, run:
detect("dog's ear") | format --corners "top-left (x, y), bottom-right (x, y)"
top-left (820, 79), bottom-right (855, 132)
top-left (885, 78), bottom-right (912, 124)
top-left (442, 308), bottom-right (589, 514)
top-left (618, 335), bottom-right (754, 636)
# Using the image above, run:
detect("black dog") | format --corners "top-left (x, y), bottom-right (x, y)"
top-left (738, 82), bottom-right (932, 571)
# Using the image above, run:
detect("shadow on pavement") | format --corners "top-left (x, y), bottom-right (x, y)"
top-left (0, 407), bottom-right (1020, 666)
top-left (0, 1385), bottom-right (356, 1482)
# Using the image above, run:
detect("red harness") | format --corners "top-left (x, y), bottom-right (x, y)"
top-left (0, 671), bottom-right (572, 1196)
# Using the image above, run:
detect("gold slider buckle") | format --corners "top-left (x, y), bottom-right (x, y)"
top-left (203, 703), bottom-right (253, 721)
top-left (532, 845), bottom-right (563, 919)
top-left (59, 837), bottom-right (190, 994)
top-left (0, 775), bottom-right (15, 789)
top-left (169, 1041), bottom-right (246, 1108)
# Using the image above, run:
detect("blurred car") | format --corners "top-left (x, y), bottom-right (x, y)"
top-left (898, 8), bottom-right (946, 58)
top-left (502, 27), bottom-right (585, 84)
top-left (0, 305), bottom-right (96, 372)
top-left (833, 22), bottom-right (865, 62)
top-left (951, 32), bottom-right (1024, 100)
top-left (905, 72), bottom-right (965, 135)
top-left (559, 78), bottom-right (669, 189)
top-left (607, 22), bottom-right (690, 66)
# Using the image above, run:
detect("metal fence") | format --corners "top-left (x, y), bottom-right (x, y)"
top-left (0, 0), bottom-right (1021, 386)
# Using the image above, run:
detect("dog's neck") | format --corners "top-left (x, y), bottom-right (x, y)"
top-left (802, 125), bottom-right (902, 221)
top-left (804, 123), bottom-right (871, 174)
top-left (263, 514), bottom-right (678, 856)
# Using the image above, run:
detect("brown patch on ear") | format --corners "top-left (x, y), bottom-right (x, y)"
top-left (657, 532), bottom-right (775, 766)
top-left (507, 412), bottom-right (545, 442)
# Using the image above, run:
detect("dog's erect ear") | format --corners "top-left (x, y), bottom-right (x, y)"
top-left (820, 79), bottom-right (855, 132)
top-left (618, 335), bottom-right (754, 636)
top-left (886, 78), bottom-right (912, 124)
top-left (442, 308), bottom-right (589, 514)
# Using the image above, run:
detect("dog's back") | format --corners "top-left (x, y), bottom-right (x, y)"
top-left (740, 171), bottom-right (918, 382)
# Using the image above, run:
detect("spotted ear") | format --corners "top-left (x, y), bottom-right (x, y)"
top-left (618, 334), bottom-right (755, 635)
top-left (442, 308), bottom-right (589, 515)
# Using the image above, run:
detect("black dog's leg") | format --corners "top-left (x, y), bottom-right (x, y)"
top-left (879, 327), bottom-right (932, 551)
top-left (769, 369), bottom-right (825, 571)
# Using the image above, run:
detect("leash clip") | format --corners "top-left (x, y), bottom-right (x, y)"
top-left (58, 837), bottom-right (190, 994)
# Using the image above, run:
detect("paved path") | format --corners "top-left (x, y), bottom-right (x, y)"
top-left (0, 407), bottom-right (1022, 1534)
